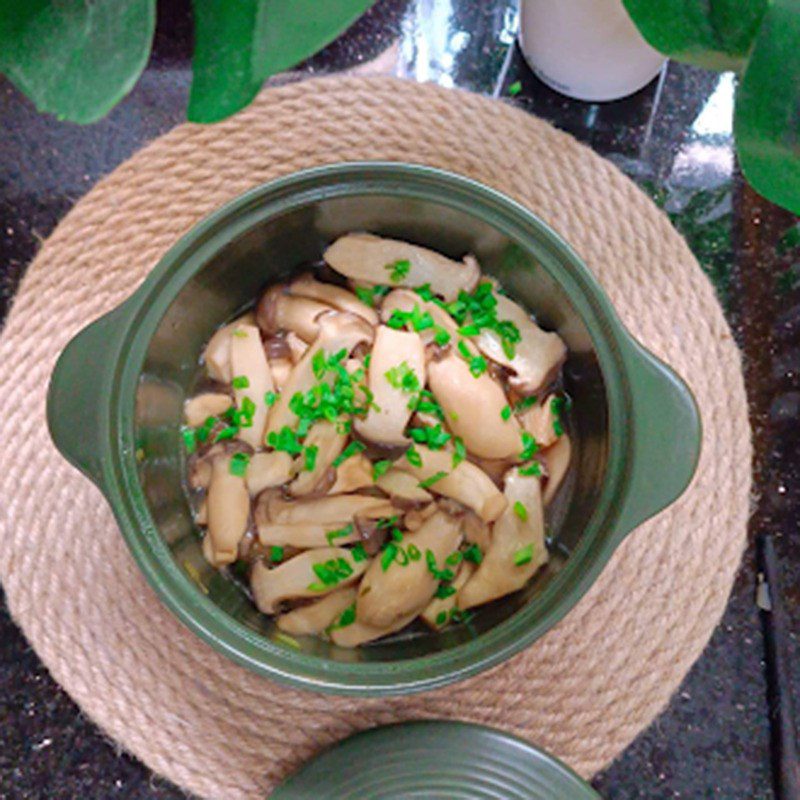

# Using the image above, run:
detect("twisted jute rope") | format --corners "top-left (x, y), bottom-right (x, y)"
top-left (0, 76), bottom-right (750, 799)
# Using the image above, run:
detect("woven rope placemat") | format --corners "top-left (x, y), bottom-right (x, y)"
top-left (0, 76), bottom-right (750, 799)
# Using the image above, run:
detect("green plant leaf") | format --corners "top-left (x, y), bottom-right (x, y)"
top-left (622, 0), bottom-right (768, 71)
top-left (0, 0), bottom-right (155, 124)
top-left (189, 0), bottom-right (377, 123)
top-left (734, 0), bottom-right (800, 215)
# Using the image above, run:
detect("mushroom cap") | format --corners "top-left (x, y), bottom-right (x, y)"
top-left (289, 273), bottom-right (379, 326)
top-left (427, 350), bottom-right (521, 460)
top-left (324, 233), bottom-right (480, 302)
top-left (256, 285), bottom-right (333, 342)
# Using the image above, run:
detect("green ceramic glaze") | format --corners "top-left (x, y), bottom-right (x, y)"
top-left (47, 163), bottom-right (701, 695)
top-left (271, 721), bottom-right (601, 798)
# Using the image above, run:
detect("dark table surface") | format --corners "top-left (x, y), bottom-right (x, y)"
top-left (1, 2), bottom-right (798, 798)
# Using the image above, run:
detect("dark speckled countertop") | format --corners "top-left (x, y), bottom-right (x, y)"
top-left (1, 1), bottom-right (797, 798)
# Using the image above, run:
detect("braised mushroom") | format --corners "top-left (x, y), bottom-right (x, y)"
top-left (184, 393), bottom-right (233, 427)
top-left (356, 511), bottom-right (462, 628)
top-left (473, 294), bottom-right (566, 395)
top-left (380, 288), bottom-right (459, 344)
top-left (541, 433), bottom-right (571, 505)
top-left (289, 273), bottom-right (378, 326)
top-left (288, 420), bottom-right (346, 496)
top-left (257, 522), bottom-right (360, 548)
top-left (427, 350), bottom-right (521, 460)
top-left (329, 609), bottom-right (419, 648)
top-left (250, 547), bottom-right (367, 614)
top-left (256, 285), bottom-right (333, 342)
top-left (375, 468), bottom-right (433, 505)
top-left (277, 586), bottom-right (358, 635)
top-left (459, 468), bottom-right (548, 610)
top-left (230, 323), bottom-right (275, 449)
top-left (324, 233), bottom-right (480, 301)
top-left (354, 325), bottom-right (426, 446)
top-left (205, 454), bottom-right (250, 566)
top-left (259, 493), bottom-right (395, 526)
top-left (328, 453), bottom-right (374, 494)
top-left (203, 312), bottom-right (256, 383)
top-left (245, 451), bottom-right (294, 496)
top-left (518, 394), bottom-right (561, 449)
top-left (266, 312), bottom-right (374, 437)
top-left (393, 445), bottom-right (507, 522)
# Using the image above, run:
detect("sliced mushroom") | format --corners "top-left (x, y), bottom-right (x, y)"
top-left (541, 433), bottom-right (571, 505)
top-left (257, 523), bottom-right (360, 548)
top-left (421, 560), bottom-right (475, 630)
top-left (184, 392), bottom-right (233, 427)
top-left (394, 445), bottom-right (507, 522)
top-left (329, 453), bottom-right (374, 494)
top-left (289, 421), bottom-right (346, 497)
top-left (256, 285), bottom-right (333, 342)
top-left (375, 468), bottom-right (433, 504)
top-left (459, 468), bottom-right (548, 610)
top-left (356, 510), bottom-right (462, 628)
top-left (267, 312), bottom-right (374, 437)
top-left (519, 394), bottom-right (561, 449)
top-left (329, 609), bottom-right (418, 648)
top-left (427, 350), bottom-right (520, 460)
top-left (380, 289), bottom-right (460, 345)
top-left (261, 493), bottom-right (395, 526)
top-left (324, 233), bottom-right (480, 302)
top-left (250, 547), bottom-right (367, 614)
top-left (354, 325), bottom-right (426, 447)
top-left (462, 511), bottom-right (492, 551)
top-left (404, 502), bottom-right (437, 531)
top-left (203, 312), bottom-right (256, 383)
top-left (277, 586), bottom-right (358, 636)
top-left (269, 357), bottom-right (293, 391)
top-left (246, 451), bottom-right (294, 496)
top-left (205, 455), bottom-right (250, 566)
top-left (286, 332), bottom-right (308, 363)
top-left (289, 273), bottom-right (379, 326)
top-left (230, 323), bottom-right (275, 449)
top-left (473, 294), bottom-right (566, 395)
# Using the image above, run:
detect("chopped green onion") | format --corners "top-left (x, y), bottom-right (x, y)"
top-left (501, 405), bottom-right (512, 421)
top-left (452, 437), bottom-right (466, 469)
top-left (229, 452), bottom-right (250, 477)
top-left (551, 395), bottom-right (567, 437)
top-left (450, 411), bottom-right (459, 422)
top-left (435, 584), bottom-right (457, 599)
top-left (386, 258), bottom-right (411, 283)
top-left (351, 543), bottom-right (368, 562)
top-left (182, 426), bottom-right (197, 454)
top-left (414, 283), bottom-right (435, 300)
top-left (407, 544), bottom-right (421, 561)
top-left (270, 545), bottom-right (284, 563)
top-left (514, 395), bottom-right (538, 413)
top-left (390, 527), bottom-right (404, 542)
top-left (372, 459), bottom-right (393, 481)
top-left (196, 415), bottom-right (217, 443)
top-left (520, 430), bottom-right (539, 461)
top-left (462, 544), bottom-right (483, 564)
top-left (364, 353), bottom-right (372, 368)
top-left (410, 305), bottom-right (434, 332)
top-left (303, 445), bottom-right (318, 471)
top-left (232, 375), bottom-right (250, 389)
top-left (332, 440), bottom-right (366, 468)
top-left (232, 329), bottom-right (248, 339)
top-left (457, 340), bottom-right (472, 359)
top-left (418, 470), bottom-right (448, 489)
top-left (458, 324), bottom-right (480, 336)
top-left (502, 338), bottom-right (516, 359)
top-left (513, 543), bottom-right (534, 566)
top-left (445, 551), bottom-right (463, 566)
top-left (264, 391), bottom-right (278, 407)
top-left (513, 501), bottom-right (528, 521)
top-left (385, 361), bottom-right (420, 393)
top-left (394, 547), bottom-right (409, 566)
top-left (436, 611), bottom-right (448, 625)
top-left (508, 80), bottom-right (522, 96)
top-left (377, 515), bottom-right (401, 529)
top-left (272, 631), bottom-right (301, 649)
top-left (336, 603), bottom-right (356, 628)
top-left (433, 326), bottom-right (452, 346)
top-left (468, 354), bottom-right (487, 378)
top-left (312, 349), bottom-right (327, 379)
top-left (405, 446), bottom-right (423, 468)
top-left (519, 461), bottom-right (542, 477)
top-left (267, 425), bottom-right (303, 455)
top-left (214, 425), bottom-right (238, 443)
top-left (326, 524), bottom-right (354, 545)
top-left (309, 556), bottom-right (354, 590)
top-left (381, 543), bottom-right (398, 571)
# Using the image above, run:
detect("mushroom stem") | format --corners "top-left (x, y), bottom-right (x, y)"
top-left (205, 455), bottom-right (250, 566)
top-left (203, 312), bottom-right (255, 384)
top-left (230, 323), bottom-right (275, 449)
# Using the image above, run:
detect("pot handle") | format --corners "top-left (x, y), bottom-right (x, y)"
top-left (612, 338), bottom-right (702, 542)
top-left (47, 302), bottom-right (132, 489)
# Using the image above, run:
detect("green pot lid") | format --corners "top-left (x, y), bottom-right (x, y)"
top-left (271, 720), bottom-right (601, 799)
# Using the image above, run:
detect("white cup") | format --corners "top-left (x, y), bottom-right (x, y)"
top-left (518, 0), bottom-right (666, 102)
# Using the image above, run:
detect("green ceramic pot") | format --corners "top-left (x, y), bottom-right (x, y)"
top-left (47, 163), bottom-right (700, 696)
